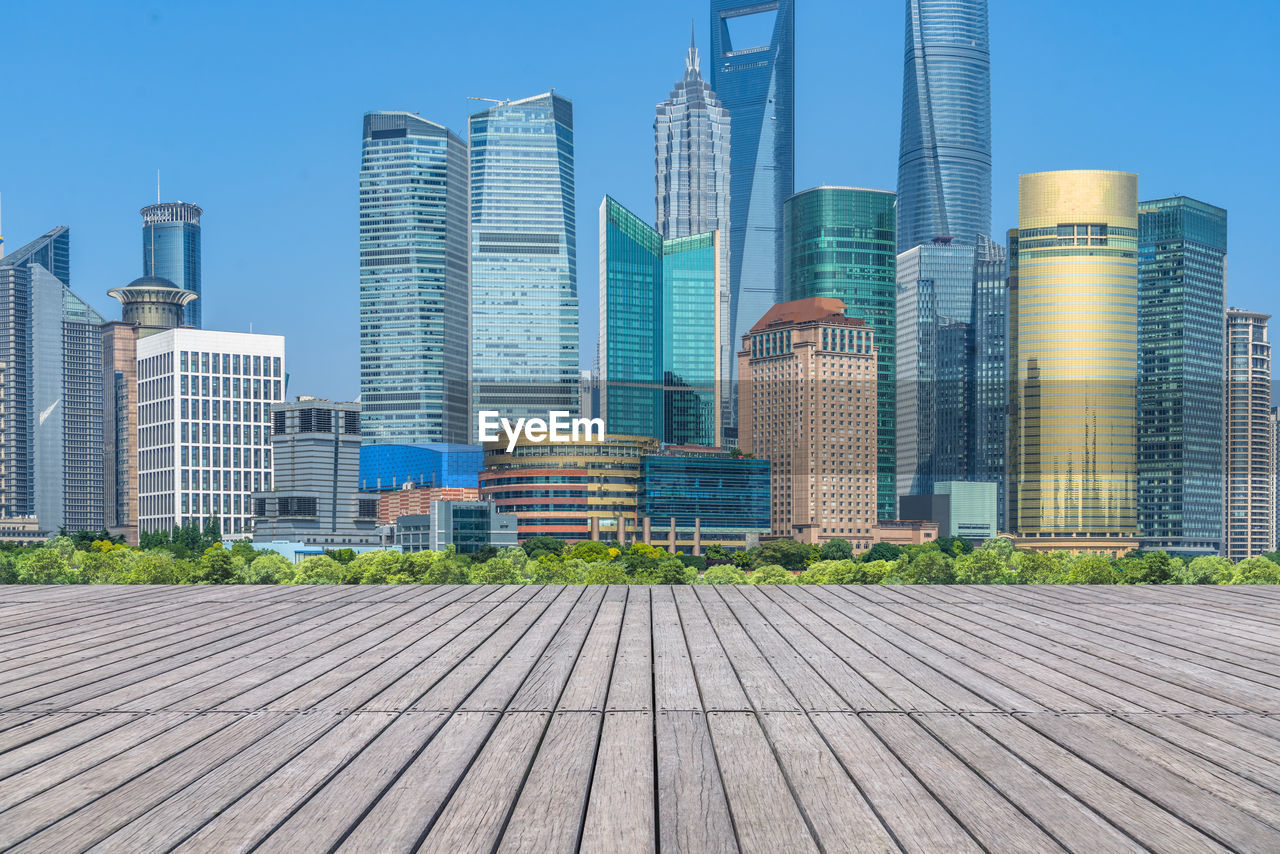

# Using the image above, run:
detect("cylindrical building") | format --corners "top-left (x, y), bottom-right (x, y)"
top-left (141, 202), bottom-right (202, 329)
top-left (783, 186), bottom-right (897, 520)
top-left (1009, 170), bottom-right (1139, 548)
top-left (106, 276), bottom-right (198, 337)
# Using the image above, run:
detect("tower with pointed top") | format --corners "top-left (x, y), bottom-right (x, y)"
top-left (656, 26), bottom-right (732, 441)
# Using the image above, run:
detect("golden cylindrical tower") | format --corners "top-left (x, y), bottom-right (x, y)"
top-left (1009, 170), bottom-right (1139, 545)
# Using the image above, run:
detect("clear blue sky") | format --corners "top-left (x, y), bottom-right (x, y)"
top-left (2, 1), bottom-right (1276, 401)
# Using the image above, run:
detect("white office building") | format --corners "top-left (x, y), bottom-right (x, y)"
top-left (136, 329), bottom-right (285, 536)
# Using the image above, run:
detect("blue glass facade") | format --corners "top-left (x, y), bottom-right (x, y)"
top-left (359, 112), bottom-right (471, 445)
top-left (1138, 197), bottom-right (1227, 556)
top-left (359, 443), bottom-right (483, 492)
top-left (711, 0), bottom-right (794, 424)
top-left (897, 0), bottom-right (991, 253)
top-left (141, 202), bottom-right (202, 328)
top-left (470, 93), bottom-right (579, 425)
top-left (641, 451), bottom-right (770, 541)
top-left (600, 197), bottom-right (720, 446)
top-left (970, 236), bottom-right (1008, 526)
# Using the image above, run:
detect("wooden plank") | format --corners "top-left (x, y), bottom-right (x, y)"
top-left (579, 711), bottom-right (656, 853)
top-left (655, 711), bottom-right (738, 854)
top-left (0, 712), bottom-right (144, 779)
top-left (705, 711), bottom-right (819, 853)
top-left (604, 588), bottom-right (652, 712)
top-left (694, 587), bottom-right (801, 712)
top-left (497, 711), bottom-right (603, 854)
top-left (507, 586), bottom-right (607, 712)
top-left (649, 586), bottom-right (702, 712)
top-left (672, 587), bottom-right (750, 712)
top-left (556, 586), bottom-right (627, 712)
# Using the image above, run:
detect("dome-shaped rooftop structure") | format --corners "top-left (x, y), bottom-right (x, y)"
top-left (107, 276), bottom-right (199, 337)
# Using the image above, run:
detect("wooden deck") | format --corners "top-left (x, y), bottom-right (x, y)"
top-left (1, 584), bottom-right (1279, 852)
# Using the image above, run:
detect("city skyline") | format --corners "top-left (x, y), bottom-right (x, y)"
top-left (2, 0), bottom-right (1273, 403)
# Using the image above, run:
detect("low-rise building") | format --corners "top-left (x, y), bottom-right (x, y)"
top-left (374, 485), bottom-right (481, 526)
top-left (359, 443), bottom-right (482, 492)
top-left (640, 446), bottom-right (769, 553)
top-left (899, 481), bottom-right (998, 542)
top-left (870, 520), bottom-right (939, 547)
top-left (394, 501), bottom-right (518, 554)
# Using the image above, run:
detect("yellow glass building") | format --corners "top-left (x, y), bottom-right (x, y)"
top-left (1008, 170), bottom-right (1140, 546)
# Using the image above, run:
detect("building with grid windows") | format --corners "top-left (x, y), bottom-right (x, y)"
top-left (783, 187), bottom-right (897, 519)
top-left (599, 196), bottom-right (721, 447)
top-left (394, 502), bottom-right (517, 554)
top-left (359, 112), bottom-right (470, 445)
top-left (0, 226), bottom-right (105, 533)
top-left (711, 0), bottom-right (794, 360)
top-left (1224, 309), bottom-right (1273, 560)
top-left (1008, 171), bottom-right (1139, 550)
top-left (656, 28), bottom-right (733, 440)
top-left (641, 447), bottom-right (769, 552)
top-left (1137, 197), bottom-right (1228, 557)
top-left (470, 93), bottom-right (578, 426)
top-left (971, 236), bottom-right (1008, 526)
top-left (897, 0), bottom-right (991, 253)
top-left (738, 298), bottom-right (879, 546)
top-left (136, 329), bottom-right (284, 537)
top-left (142, 202), bottom-right (203, 328)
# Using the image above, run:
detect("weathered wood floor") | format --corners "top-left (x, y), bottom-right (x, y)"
top-left (0, 584), bottom-right (1278, 852)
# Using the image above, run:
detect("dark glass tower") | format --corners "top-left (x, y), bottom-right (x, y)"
top-left (141, 202), bottom-right (202, 328)
top-left (897, 0), bottom-right (991, 253)
top-left (711, 0), bottom-right (794, 387)
top-left (783, 187), bottom-right (898, 520)
top-left (359, 112), bottom-right (471, 445)
top-left (970, 235), bottom-right (1008, 527)
top-left (1138, 197), bottom-right (1227, 556)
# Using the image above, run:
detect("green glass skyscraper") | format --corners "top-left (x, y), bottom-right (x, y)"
top-left (783, 186), bottom-right (897, 519)
top-left (1138, 196), bottom-right (1227, 556)
top-left (599, 196), bottom-right (720, 446)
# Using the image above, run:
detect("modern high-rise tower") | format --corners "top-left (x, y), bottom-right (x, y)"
top-left (783, 186), bottom-right (898, 520)
top-left (142, 202), bottom-right (202, 328)
top-left (1224, 309), bottom-right (1273, 561)
top-left (897, 0), bottom-right (992, 253)
top-left (470, 93), bottom-right (579, 425)
top-left (359, 111), bottom-right (471, 445)
top-left (970, 235), bottom-right (1009, 526)
top-left (711, 0), bottom-right (794, 367)
top-left (1137, 197), bottom-right (1228, 557)
top-left (656, 27), bottom-right (732, 437)
top-left (1008, 171), bottom-right (1139, 549)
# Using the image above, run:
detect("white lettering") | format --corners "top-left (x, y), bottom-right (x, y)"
top-left (482, 410), bottom-right (606, 449)
top-left (548, 411), bottom-right (571, 442)
top-left (478, 411), bottom-right (501, 444)
top-left (573, 416), bottom-right (605, 442)
top-left (501, 417), bottom-right (524, 453)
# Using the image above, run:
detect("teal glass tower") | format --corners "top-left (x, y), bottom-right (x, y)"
top-left (141, 202), bottom-right (202, 328)
top-left (599, 196), bottom-right (721, 446)
top-left (783, 187), bottom-right (897, 519)
top-left (1138, 196), bottom-right (1227, 556)
top-left (897, 0), bottom-right (991, 253)
top-left (359, 112), bottom-right (471, 445)
top-left (470, 93), bottom-right (579, 425)
top-left (711, 0), bottom-right (795, 364)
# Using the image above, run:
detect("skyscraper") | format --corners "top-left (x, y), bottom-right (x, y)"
top-left (970, 235), bottom-right (1009, 526)
top-left (783, 186), bottom-right (898, 519)
top-left (470, 93), bottom-right (579, 425)
top-left (711, 0), bottom-right (794, 359)
top-left (738, 298), bottom-right (879, 546)
top-left (0, 226), bottom-right (104, 532)
top-left (656, 27), bottom-right (732, 437)
top-left (599, 196), bottom-right (721, 446)
top-left (1008, 171), bottom-right (1139, 549)
top-left (896, 237), bottom-right (978, 498)
top-left (1224, 309), bottom-right (1273, 561)
top-left (359, 112), bottom-right (471, 446)
top-left (142, 202), bottom-right (203, 328)
top-left (897, 0), bottom-right (992, 253)
top-left (1138, 197), bottom-right (1228, 556)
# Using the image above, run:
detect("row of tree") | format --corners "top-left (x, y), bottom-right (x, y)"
top-left (3, 534), bottom-right (1279, 586)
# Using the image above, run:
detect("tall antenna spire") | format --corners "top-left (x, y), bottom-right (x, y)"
top-left (686, 19), bottom-right (700, 74)
top-left (156, 169), bottom-right (161, 204)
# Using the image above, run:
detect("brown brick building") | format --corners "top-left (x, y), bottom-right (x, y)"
top-left (738, 297), bottom-right (879, 546)
top-left (375, 486), bottom-right (480, 526)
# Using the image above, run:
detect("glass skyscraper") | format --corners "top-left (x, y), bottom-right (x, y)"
top-left (896, 238), bottom-right (978, 499)
top-left (359, 112), bottom-right (471, 445)
top-left (0, 226), bottom-right (104, 532)
top-left (971, 235), bottom-right (1009, 526)
top-left (711, 0), bottom-right (794, 364)
top-left (656, 29), bottom-right (732, 438)
top-left (141, 202), bottom-right (202, 328)
top-left (1137, 197), bottom-right (1227, 556)
top-left (1008, 171), bottom-right (1139, 545)
top-left (897, 0), bottom-right (992, 253)
top-left (599, 196), bottom-right (720, 446)
top-left (470, 93), bottom-right (579, 425)
top-left (783, 187), bottom-right (898, 520)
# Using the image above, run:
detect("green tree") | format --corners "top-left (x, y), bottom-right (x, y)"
top-left (890, 550), bottom-right (955, 584)
top-left (325, 548), bottom-right (357, 565)
top-left (198, 544), bottom-right (236, 584)
top-left (0, 552), bottom-right (17, 584)
top-left (704, 544), bottom-right (733, 566)
top-left (1179, 555), bottom-right (1233, 585)
top-left (1122, 551), bottom-right (1175, 585)
top-left (703, 564), bottom-right (747, 585)
top-left (521, 536), bottom-right (565, 560)
top-left (748, 564), bottom-right (794, 585)
top-left (122, 549), bottom-right (183, 584)
top-left (860, 541), bottom-right (902, 563)
top-left (229, 540), bottom-right (259, 563)
top-left (530, 553), bottom-right (584, 584)
top-left (754, 539), bottom-right (812, 571)
top-left (567, 540), bottom-right (611, 562)
top-left (290, 555), bottom-right (344, 584)
top-left (1065, 555), bottom-right (1121, 585)
top-left (469, 547), bottom-right (528, 585)
top-left (1013, 550), bottom-right (1069, 584)
top-left (240, 552), bottom-right (293, 584)
top-left (1227, 557), bottom-right (1280, 585)
top-left (350, 550), bottom-right (407, 584)
top-left (955, 549), bottom-right (1017, 584)
top-left (622, 542), bottom-right (664, 577)
top-left (644, 558), bottom-right (695, 585)
top-left (16, 549), bottom-right (77, 584)
top-left (819, 538), bottom-right (853, 561)
top-left (731, 550), bottom-right (754, 569)
top-left (583, 561), bottom-right (629, 584)
top-left (407, 549), bottom-right (471, 584)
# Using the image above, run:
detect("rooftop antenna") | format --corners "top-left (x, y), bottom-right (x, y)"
top-left (156, 170), bottom-right (161, 204)
top-left (467, 96), bottom-right (507, 105)
top-left (0, 192), bottom-right (5, 260)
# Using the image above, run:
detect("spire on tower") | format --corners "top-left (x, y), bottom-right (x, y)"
top-left (686, 20), bottom-right (700, 74)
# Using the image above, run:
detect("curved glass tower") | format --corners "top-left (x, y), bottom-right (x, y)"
top-left (783, 187), bottom-right (898, 520)
top-left (141, 202), bottom-right (202, 328)
top-left (897, 0), bottom-right (991, 252)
